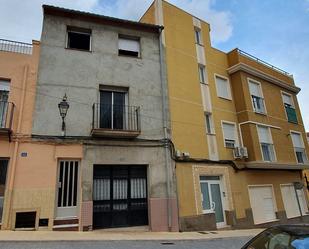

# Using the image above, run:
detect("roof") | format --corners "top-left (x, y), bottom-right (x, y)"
top-left (43, 5), bottom-right (164, 33)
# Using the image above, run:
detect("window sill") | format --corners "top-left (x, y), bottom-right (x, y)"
top-left (118, 54), bottom-right (141, 59)
top-left (195, 42), bottom-right (204, 47)
top-left (218, 96), bottom-right (232, 101)
top-left (65, 47), bottom-right (92, 53)
top-left (200, 82), bottom-right (208, 85)
top-left (288, 120), bottom-right (298, 124)
top-left (206, 132), bottom-right (216, 136)
top-left (254, 111), bottom-right (267, 116)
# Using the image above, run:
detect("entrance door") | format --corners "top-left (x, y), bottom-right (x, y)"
top-left (0, 160), bottom-right (8, 223)
top-left (200, 176), bottom-right (225, 227)
top-left (93, 165), bottom-right (148, 229)
top-left (56, 160), bottom-right (79, 218)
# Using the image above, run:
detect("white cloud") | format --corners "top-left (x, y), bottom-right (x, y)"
top-left (167, 0), bottom-right (233, 43)
top-left (0, 0), bottom-right (232, 44)
top-left (0, 0), bottom-right (99, 42)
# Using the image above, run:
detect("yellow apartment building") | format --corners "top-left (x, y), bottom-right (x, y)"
top-left (141, 0), bottom-right (309, 230)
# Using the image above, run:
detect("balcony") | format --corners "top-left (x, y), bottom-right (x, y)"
top-left (0, 101), bottom-right (15, 135)
top-left (227, 49), bottom-right (295, 86)
top-left (92, 103), bottom-right (141, 138)
top-left (0, 39), bottom-right (33, 55)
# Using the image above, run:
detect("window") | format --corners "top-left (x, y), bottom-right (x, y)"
top-left (291, 132), bottom-right (307, 164)
top-left (100, 89), bottom-right (128, 130)
top-left (248, 79), bottom-right (266, 114)
top-left (198, 65), bottom-right (206, 84)
top-left (67, 26), bottom-right (91, 51)
top-left (0, 80), bottom-right (10, 128)
top-left (194, 28), bottom-right (202, 45)
top-left (222, 122), bottom-right (238, 148)
top-left (205, 113), bottom-right (214, 134)
top-left (257, 126), bottom-right (276, 162)
top-left (0, 160), bottom-right (8, 223)
top-left (282, 92), bottom-right (297, 123)
top-left (215, 75), bottom-right (231, 100)
top-left (118, 35), bottom-right (140, 57)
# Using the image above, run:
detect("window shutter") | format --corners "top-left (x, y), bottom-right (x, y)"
top-left (222, 123), bottom-right (235, 140)
top-left (257, 126), bottom-right (271, 143)
top-left (216, 77), bottom-right (230, 99)
top-left (291, 133), bottom-right (304, 148)
top-left (249, 81), bottom-right (261, 97)
top-left (0, 80), bottom-right (10, 92)
top-left (119, 38), bottom-right (140, 53)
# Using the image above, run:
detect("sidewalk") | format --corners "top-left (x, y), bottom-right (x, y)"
top-left (0, 229), bottom-right (263, 241)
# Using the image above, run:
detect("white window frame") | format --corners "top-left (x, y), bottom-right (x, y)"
top-left (214, 74), bottom-right (232, 101)
top-left (66, 26), bottom-right (92, 51)
top-left (290, 130), bottom-right (308, 164)
top-left (198, 64), bottom-right (207, 84)
top-left (221, 120), bottom-right (239, 148)
top-left (281, 91), bottom-right (296, 121)
top-left (194, 27), bottom-right (202, 45)
top-left (257, 125), bottom-right (277, 162)
top-left (247, 78), bottom-right (267, 115)
top-left (118, 35), bottom-right (141, 58)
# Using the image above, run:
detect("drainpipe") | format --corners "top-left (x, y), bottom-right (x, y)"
top-left (5, 65), bottom-right (29, 229)
top-left (158, 27), bottom-right (172, 231)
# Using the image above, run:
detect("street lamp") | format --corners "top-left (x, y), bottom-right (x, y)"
top-left (58, 94), bottom-right (69, 136)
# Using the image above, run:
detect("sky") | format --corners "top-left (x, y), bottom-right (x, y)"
top-left (0, 0), bottom-right (308, 131)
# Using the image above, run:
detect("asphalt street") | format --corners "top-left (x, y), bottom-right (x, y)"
top-left (0, 237), bottom-right (252, 249)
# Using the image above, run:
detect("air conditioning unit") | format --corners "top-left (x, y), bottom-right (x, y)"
top-left (175, 150), bottom-right (182, 158)
top-left (182, 152), bottom-right (190, 158)
top-left (233, 147), bottom-right (248, 159)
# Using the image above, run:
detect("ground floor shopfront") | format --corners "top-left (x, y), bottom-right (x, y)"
top-left (176, 163), bottom-right (309, 231)
top-left (0, 139), bottom-right (178, 232)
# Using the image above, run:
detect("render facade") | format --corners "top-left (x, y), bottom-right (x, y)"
top-left (0, 5), bottom-right (178, 231)
top-left (141, 0), bottom-right (309, 231)
top-left (0, 39), bottom-right (40, 229)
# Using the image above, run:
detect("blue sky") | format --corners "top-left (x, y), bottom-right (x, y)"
top-left (0, 0), bottom-right (308, 130)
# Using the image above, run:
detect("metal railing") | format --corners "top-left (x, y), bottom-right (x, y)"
top-left (0, 101), bottom-right (15, 130)
top-left (237, 49), bottom-right (292, 77)
top-left (92, 103), bottom-right (140, 132)
top-left (0, 39), bottom-right (33, 55)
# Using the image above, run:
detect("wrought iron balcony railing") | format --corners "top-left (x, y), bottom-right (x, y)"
top-left (0, 39), bottom-right (33, 55)
top-left (92, 103), bottom-right (140, 137)
top-left (0, 101), bottom-right (15, 131)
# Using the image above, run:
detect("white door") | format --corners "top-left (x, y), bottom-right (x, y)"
top-left (200, 176), bottom-right (226, 227)
top-left (281, 184), bottom-right (308, 218)
top-left (248, 185), bottom-right (276, 224)
top-left (56, 160), bottom-right (79, 219)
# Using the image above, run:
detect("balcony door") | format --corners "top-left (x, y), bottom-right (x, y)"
top-left (100, 90), bottom-right (126, 130)
top-left (0, 80), bottom-right (10, 128)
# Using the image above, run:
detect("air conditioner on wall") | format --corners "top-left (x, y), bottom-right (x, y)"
top-left (233, 147), bottom-right (248, 159)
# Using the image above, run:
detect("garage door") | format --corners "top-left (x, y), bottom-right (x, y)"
top-left (281, 184), bottom-right (308, 218)
top-left (93, 165), bottom-right (148, 229)
top-left (248, 185), bottom-right (277, 224)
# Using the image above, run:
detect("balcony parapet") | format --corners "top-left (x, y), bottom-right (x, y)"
top-left (0, 39), bottom-right (33, 55)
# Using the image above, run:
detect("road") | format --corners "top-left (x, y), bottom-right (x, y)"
top-left (0, 237), bottom-right (251, 249)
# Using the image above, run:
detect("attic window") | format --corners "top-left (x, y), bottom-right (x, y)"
top-left (118, 35), bottom-right (140, 57)
top-left (67, 27), bottom-right (91, 51)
